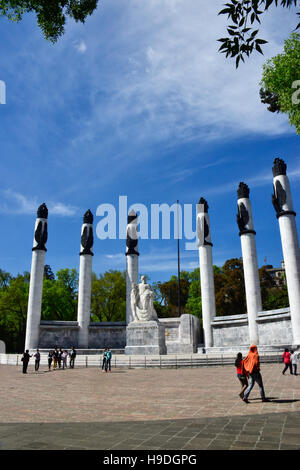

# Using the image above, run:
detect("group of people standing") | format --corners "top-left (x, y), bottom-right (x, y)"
top-left (235, 345), bottom-right (300, 403)
top-left (47, 347), bottom-right (77, 371)
top-left (21, 346), bottom-right (77, 373)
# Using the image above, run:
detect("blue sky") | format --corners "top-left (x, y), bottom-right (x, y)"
top-left (0, 0), bottom-right (299, 283)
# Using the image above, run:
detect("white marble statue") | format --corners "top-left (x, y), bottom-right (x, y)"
top-left (130, 276), bottom-right (158, 322)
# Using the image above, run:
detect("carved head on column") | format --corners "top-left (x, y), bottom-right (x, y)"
top-left (33, 203), bottom-right (48, 252)
top-left (272, 158), bottom-right (287, 177)
top-left (37, 203), bottom-right (48, 219)
top-left (237, 182), bottom-right (250, 200)
top-left (126, 209), bottom-right (139, 256)
top-left (198, 197), bottom-right (209, 213)
top-left (83, 209), bottom-right (93, 224)
top-left (80, 210), bottom-right (94, 256)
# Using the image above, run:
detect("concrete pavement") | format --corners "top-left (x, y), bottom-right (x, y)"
top-left (0, 363), bottom-right (299, 450)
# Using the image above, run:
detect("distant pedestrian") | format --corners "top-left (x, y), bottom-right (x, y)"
top-left (282, 348), bottom-right (293, 375)
top-left (69, 347), bottom-right (76, 368)
top-left (53, 348), bottom-right (59, 369)
top-left (290, 350), bottom-right (298, 376)
top-left (242, 345), bottom-right (268, 403)
top-left (34, 349), bottom-right (40, 372)
top-left (48, 350), bottom-right (53, 371)
top-left (58, 348), bottom-right (63, 369)
top-left (235, 352), bottom-right (248, 400)
top-left (105, 348), bottom-right (112, 372)
top-left (102, 348), bottom-right (107, 372)
top-left (62, 350), bottom-right (68, 369)
top-left (21, 350), bottom-right (32, 374)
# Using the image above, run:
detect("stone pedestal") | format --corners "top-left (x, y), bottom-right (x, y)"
top-left (197, 198), bottom-right (215, 348)
top-left (237, 183), bottom-right (261, 345)
top-left (126, 254), bottom-right (139, 324)
top-left (125, 210), bottom-right (139, 325)
top-left (77, 210), bottom-right (94, 349)
top-left (125, 321), bottom-right (167, 355)
top-left (25, 250), bottom-right (46, 351)
top-left (25, 203), bottom-right (48, 351)
top-left (77, 254), bottom-right (93, 348)
top-left (272, 158), bottom-right (300, 346)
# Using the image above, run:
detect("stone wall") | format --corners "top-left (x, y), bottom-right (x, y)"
top-left (37, 315), bottom-right (201, 354)
top-left (210, 308), bottom-right (293, 352)
top-left (160, 314), bottom-right (201, 354)
top-left (88, 322), bottom-right (126, 349)
top-left (256, 308), bottom-right (292, 346)
top-left (38, 321), bottom-right (126, 350)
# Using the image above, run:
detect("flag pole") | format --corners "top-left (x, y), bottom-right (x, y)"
top-left (177, 200), bottom-right (181, 317)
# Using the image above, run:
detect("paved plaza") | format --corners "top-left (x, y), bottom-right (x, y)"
top-left (0, 362), bottom-right (300, 450)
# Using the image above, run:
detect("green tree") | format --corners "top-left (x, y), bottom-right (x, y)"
top-left (41, 268), bottom-right (78, 320)
top-left (0, 269), bottom-right (12, 289)
top-left (91, 270), bottom-right (126, 322)
top-left (218, 0), bottom-right (299, 67)
top-left (154, 277), bottom-right (190, 317)
top-left (260, 32), bottom-right (300, 133)
top-left (215, 258), bottom-right (246, 316)
top-left (44, 264), bottom-right (55, 281)
top-left (0, 273), bottom-right (30, 352)
top-left (0, 0), bottom-right (99, 42)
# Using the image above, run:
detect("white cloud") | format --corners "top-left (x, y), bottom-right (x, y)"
top-left (104, 247), bottom-right (228, 272)
top-left (68, 0), bottom-right (297, 153)
top-left (74, 40), bottom-right (87, 53)
top-left (193, 159), bottom-right (300, 199)
top-left (0, 190), bottom-right (78, 216)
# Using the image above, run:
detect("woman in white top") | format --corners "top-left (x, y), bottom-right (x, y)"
top-left (290, 350), bottom-right (299, 376)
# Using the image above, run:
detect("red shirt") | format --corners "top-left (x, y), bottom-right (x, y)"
top-left (283, 352), bottom-right (291, 364)
top-left (236, 359), bottom-right (245, 375)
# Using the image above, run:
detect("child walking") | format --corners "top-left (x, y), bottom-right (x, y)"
top-left (235, 352), bottom-right (248, 400)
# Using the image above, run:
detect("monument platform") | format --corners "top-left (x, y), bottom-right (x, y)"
top-left (125, 320), bottom-right (167, 355)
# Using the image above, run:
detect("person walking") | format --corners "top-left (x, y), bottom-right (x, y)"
top-left (62, 350), bottom-right (68, 369)
top-left (58, 348), bottom-right (63, 369)
top-left (21, 350), bottom-right (32, 374)
top-left (48, 350), bottom-right (53, 371)
top-left (69, 346), bottom-right (76, 368)
top-left (235, 352), bottom-right (248, 400)
top-left (290, 350), bottom-right (298, 376)
top-left (34, 349), bottom-right (40, 372)
top-left (242, 345), bottom-right (268, 403)
top-left (53, 348), bottom-right (59, 369)
top-left (105, 348), bottom-right (112, 373)
top-left (102, 348), bottom-right (107, 373)
top-left (282, 348), bottom-right (293, 375)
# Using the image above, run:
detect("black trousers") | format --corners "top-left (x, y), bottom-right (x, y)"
top-left (22, 361), bottom-right (29, 373)
top-left (70, 358), bottom-right (75, 368)
top-left (35, 360), bottom-right (40, 371)
top-left (283, 363), bottom-right (293, 374)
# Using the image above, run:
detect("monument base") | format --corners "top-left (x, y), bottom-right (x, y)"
top-left (125, 320), bottom-right (167, 355)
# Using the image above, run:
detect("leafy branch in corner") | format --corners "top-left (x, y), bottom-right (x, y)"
top-left (218, 0), bottom-right (300, 67)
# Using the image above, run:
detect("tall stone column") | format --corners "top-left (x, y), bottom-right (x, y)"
top-left (25, 203), bottom-right (48, 351)
top-left (196, 198), bottom-right (215, 348)
top-left (126, 209), bottom-right (139, 325)
top-left (272, 158), bottom-right (300, 345)
top-left (77, 210), bottom-right (94, 349)
top-left (237, 183), bottom-right (261, 345)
